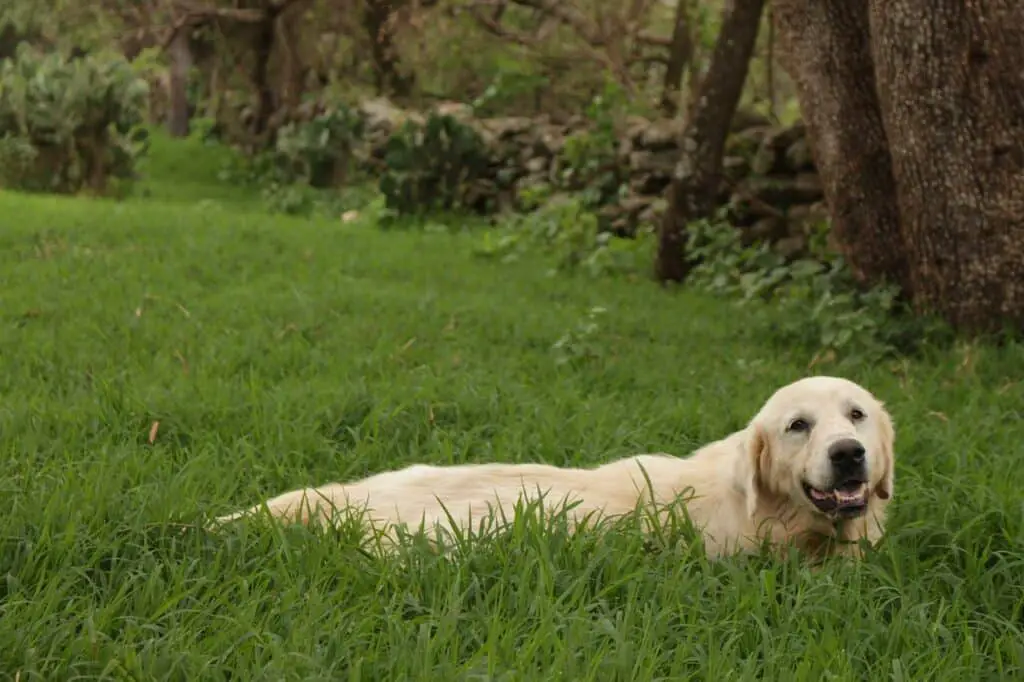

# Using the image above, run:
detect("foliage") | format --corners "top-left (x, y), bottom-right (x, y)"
top-left (273, 104), bottom-right (366, 188)
top-left (556, 80), bottom-right (629, 209)
top-left (468, 66), bottom-right (552, 118)
top-left (410, 6), bottom-right (657, 120)
top-left (0, 44), bottom-right (149, 193)
top-left (551, 305), bottom-right (609, 367)
top-left (474, 193), bottom-right (654, 278)
top-left (379, 112), bottom-right (492, 216)
top-left (207, 103), bottom-right (369, 216)
top-left (0, 0), bottom-right (119, 54)
top-left (685, 214), bottom-right (952, 363)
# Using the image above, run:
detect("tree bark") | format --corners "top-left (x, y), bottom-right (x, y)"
top-left (655, 0), bottom-right (767, 283)
top-left (363, 0), bottom-right (415, 97)
top-left (167, 29), bottom-right (193, 138)
top-left (659, 0), bottom-right (694, 116)
top-left (771, 0), bottom-right (910, 295)
top-left (867, 0), bottom-right (1024, 333)
top-left (275, 2), bottom-right (310, 116)
top-left (251, 15), bottom-right (277, 137)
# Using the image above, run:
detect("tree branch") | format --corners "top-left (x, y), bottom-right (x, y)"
top-left (159, 0), bottom-right (305, 51)
top-left (463, 5), bottom-right (536, 46)
top-left (509, 0), bottom-right (605, 45)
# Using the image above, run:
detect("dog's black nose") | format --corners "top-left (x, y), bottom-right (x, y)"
top-left (828, 438), bottom-right (866, 474)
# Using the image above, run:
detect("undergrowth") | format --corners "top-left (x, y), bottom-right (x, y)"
top-left (683, 214), bottom-right (953, 364)
top-left (474, 195), bottom-right (952, 367)
top-left (178, 95), bottom-right (949, 368)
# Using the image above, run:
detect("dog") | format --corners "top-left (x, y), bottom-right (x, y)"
top-left (212, 376), bottom-right (895, 560)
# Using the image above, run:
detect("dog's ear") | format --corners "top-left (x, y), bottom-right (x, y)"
top-left (735, 424), bottom-right (770, 519)
top-left (874, 403), bottom-right (896, 501)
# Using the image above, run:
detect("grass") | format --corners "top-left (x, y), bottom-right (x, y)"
top-left (1, 132), bottom-right (1023, 680)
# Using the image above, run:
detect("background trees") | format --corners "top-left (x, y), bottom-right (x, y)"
top-left (1, 0), bottom-right (1021, 337)
top-left (769, 0), bottom-right (1024, 334)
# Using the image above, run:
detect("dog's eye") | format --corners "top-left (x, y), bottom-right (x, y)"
top-left (787, 418), bottom-right (810, 433)
top-left (850, 408), bottom-right (865, 422)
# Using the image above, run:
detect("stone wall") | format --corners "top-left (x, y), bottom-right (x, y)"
top-left (341, 98), bottom-right (829, 257)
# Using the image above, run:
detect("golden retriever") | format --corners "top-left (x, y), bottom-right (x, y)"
top-left (212, 376), bottom-right (895, 560)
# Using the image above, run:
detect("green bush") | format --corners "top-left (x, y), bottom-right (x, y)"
top-left (685, 215), bottom-right (950, 363)
top-left (0, 45), bottom-right (149, 194)
top-left (379, 113), bottom-right (492, 216)
top-left (273, 104), bottom-right (366, 188)
top-left (555, 81), bottom-right (628, 210)
top-left (475, 194), bottom-right (653, 278)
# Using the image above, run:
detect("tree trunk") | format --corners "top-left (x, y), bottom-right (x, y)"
top-left (771, 0), bottom-right (909, 295)
top-left (167, 29), bottom-right (193, 138)
top-left (275, 4), bottom-right (308, 116)
top-left (655, 0), bottom-right (767, 283)
top-left (659, 0), bottom-right (694, 116)
top-left (867, 1), bottom-right (1024, 333)
top-left (363, 0), bottom-right (414, 98)
top-left (251, 15), bottom-right (277, 138)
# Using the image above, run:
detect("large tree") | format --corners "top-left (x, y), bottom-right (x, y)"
top-left (655, 0), bottom-right (767, 282)
top-left (773, 0), bottom-right (1024, 333)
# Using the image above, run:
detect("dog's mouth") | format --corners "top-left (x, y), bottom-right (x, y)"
top-left (802, 479), bottom-right (868, 517)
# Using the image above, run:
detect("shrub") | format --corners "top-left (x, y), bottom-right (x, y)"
top-left (475, 194), bottom-right (653, 278)
top-left (0, 45), bottom-right (149, 194)
top-left (272, 104), bottom-right (366, 188)
top-left (556, 81), bottom-right (628, 210)
top-left (210, 103), bottom-right (368, 217)
top-left (379, 113), bottom-right (492, 216)
top-left (685, 215), bottom-right (950, 363)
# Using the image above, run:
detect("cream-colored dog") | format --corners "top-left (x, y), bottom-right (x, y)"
top-left (213, 376), bottom-right (895, 560)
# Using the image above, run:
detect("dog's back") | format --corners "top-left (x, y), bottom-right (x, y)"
top-left (213, 440), bottom-right (749, 550)
top-left (215, 453), bottom-right (705, 533)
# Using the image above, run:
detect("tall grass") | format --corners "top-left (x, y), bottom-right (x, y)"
top-left (0, 134), bottom-right (1021, 679)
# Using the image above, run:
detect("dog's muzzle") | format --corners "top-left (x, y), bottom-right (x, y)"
top-left (802, 438), bottom-right (869, 517)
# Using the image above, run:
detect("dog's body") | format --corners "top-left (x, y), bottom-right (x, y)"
top-left (214, 376), bottom-right (896, 560)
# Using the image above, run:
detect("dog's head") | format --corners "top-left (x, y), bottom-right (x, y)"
top-left (735, 376), bottom-right (895, 521)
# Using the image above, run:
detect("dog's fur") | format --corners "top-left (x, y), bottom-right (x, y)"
top-left (213, 376), bottom-right (895, 560)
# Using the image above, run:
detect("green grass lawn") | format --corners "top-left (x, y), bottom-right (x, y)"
top-left (1, 135), bottom-right (1023, 680)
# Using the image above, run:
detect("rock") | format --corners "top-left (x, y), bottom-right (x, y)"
top-left (625, 115), bottom-right (652, 145)
top-left (722, 155), bottom-right (750, 181)
top-left (631, 173), bottom-right (671, 196)
top-left (638, 198), bottom-right (666, 227)
top-left (337, 98), bottom-right (820, 254)
top-left (744, 217), bottom-right (788, 244)
top-left (731, 109), bottom-right (773, 133)
top-left (640, 119), bottom-right (683, 151)
top-left (775, 235), bottom-right (808, 260)
top-left (629, 149), bottom-right (678, 175)
top-left (727, 125), bottom-right (773, 162)
top-left (359, 97), bottom-right (421, 133)
top-left (537, 127), bottom-right (565, 157)
top-left (481, 116), bottom-right (535, 140)
top-left (784, 137), bottom-right (815, 172)
top-left (795, 173), bottom-right (824, 200)
top-left (751, 123), bottom-right (809, 175)
top-left (525, 156), bottom-right (548, 174)
top-left (787, 201), bottom-right (831, 234)
top-left (740, 174), bottom-right (825, 209)
top-left (432, 100), bottom-right (474, 121)
top-left (619, 194), bottom-right (657, 216)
